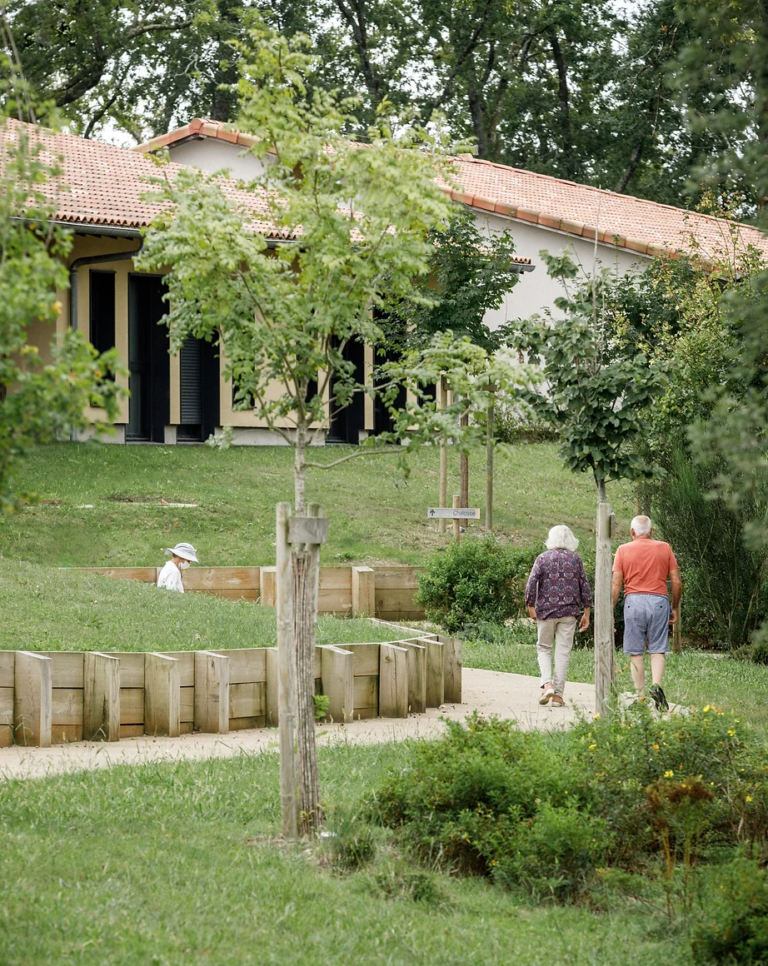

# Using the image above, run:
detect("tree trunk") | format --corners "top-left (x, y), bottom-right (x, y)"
top-left (439, 376), bottom-right (448, 534)
top-left (290, 420), bottom-right (322, 834)
top-left (293, 508), bottom-right (322, 834)
top-left (276, 502), bottom-right (298, 838)
top-left (594, 500), bottom-right (615, 715)
top-left (486, 392), bottom-right (494, 531)
top-left (460, 410), bottom-right (469, 509)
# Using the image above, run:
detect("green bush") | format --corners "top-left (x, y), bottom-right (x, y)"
top-left (654, 455), bottom-right (768, 650)
top-left (373, 708), bottom-right (768, 902)
top-left (414, 538), bottom-right (539, 632)
top-left (691, 859), bottom-right (768, 965)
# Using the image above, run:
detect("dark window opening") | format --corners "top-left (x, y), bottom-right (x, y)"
top-left (89, 270), bottom-right (116, 356)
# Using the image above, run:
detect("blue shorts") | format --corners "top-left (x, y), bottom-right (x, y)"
top-left (623, 594), bottom-right (671, 655)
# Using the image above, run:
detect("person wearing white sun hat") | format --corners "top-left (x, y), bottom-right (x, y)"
top-left (157, 542), bottom-right (199, 592)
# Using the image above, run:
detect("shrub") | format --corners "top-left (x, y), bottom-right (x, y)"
top-left (691, 859), bottom-right (768, 965)
top-left (373, 708), bottom-right (768, 902)
top-left (654, 455), bottom-right (768, 650)
top-left (414, 538), bottom-right (538, 632)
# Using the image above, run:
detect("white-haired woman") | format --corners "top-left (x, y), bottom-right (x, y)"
top-left (525, 525), bottom-right (592, 707)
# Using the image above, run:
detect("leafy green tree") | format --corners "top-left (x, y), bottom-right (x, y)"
top-left (509, 252), bottom-right (666, 502)
top-left (0, 57), bottom-right (123, 510)
top-left (139, 22), bottom-right (526, 833)
top-left (379, 205), bottom-right (520, 355)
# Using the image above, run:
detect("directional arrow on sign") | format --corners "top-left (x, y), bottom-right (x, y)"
top-left (427, 507), bottom-right (481, 520)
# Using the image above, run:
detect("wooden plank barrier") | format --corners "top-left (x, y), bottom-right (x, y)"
top-left (401, 641), bottom-right (427, 714)
top-left (84, 652), bottom-right (120, 741)
top-left (351, 566), bottom-right (375, 617)
top-left (144, 653), bottom-right (180, 737)
top-left (194, 651), bottom-right (229, 734)
top-left (14, 651), bottom-right (52, 747)
top-left (422, 638), bottom-right (444, 709)
top-left (439, 635), bottom-right (463, 704)
top-left (44, 652), bottom-right (85, 743)
top-left (374, 567), bottom-right (426, 622)
top-left (265, 647), bottom-right (279, 725)
top-left (379, 643), bottom-right (409, 718)
top-left (332, 642), bottom-right (379, 719)
top-left (0, 651), bottom-right (15, 748)
top-left (226, 648), bottom-right (267, 731)
top-left (182, 567), bottom-right (260, 601)
top-left (320, 646), bottom-right (354, 723)
top-left (70, 565), bottom-right (426, 618)
top-left (259, 567), bottom-right (276, 607)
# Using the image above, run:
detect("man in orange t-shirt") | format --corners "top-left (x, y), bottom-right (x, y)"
top-left (612, 515), bottom-right (682, 711)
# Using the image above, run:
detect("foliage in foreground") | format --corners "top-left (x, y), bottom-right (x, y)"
top-left (373, 708), bottom-right (768, 904)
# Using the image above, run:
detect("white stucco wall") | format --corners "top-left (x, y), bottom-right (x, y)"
top-left (168, 137), bottom-right (269, 179)
top-left (166, 138), bottom-right (651, 328)
top-left (471, 209), bottom-right (650, 330)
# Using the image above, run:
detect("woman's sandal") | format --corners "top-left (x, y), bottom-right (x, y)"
top-left (539, 683), bottom-right (555, 705)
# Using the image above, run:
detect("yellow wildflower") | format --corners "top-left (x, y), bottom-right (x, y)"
top-left (664, 770), bottom-right (674, 778)
top-left (746, 796), bottom-right (754, 803)
top-left (589, 744), bottom-right (597, 750)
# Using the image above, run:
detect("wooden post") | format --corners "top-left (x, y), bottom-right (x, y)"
top-left (276, 502), bottom-right (298, 838)
top-left (194, 651), bottom-right (229, 734)
top-left (594, 502), bottom-right (615, 715)
top-left (260, 566), bottom-right (277, 607)
top-left (453, 494), bottom-right (461, 541)
top-left (439, 376), bottom-right (448, 533)
top-left (265, 647), bottom-right (279, 725)
top-left (14, 651), bottom-right (52, 747)
top-left (144, 653), bottom-right (180, 737)
top-left (83, 652), bottom-right (120, 741)
top-left (401, 641), bottom-right (426, 713)
top-left (351, 566), bottom-right (375, 617)
top-left (439, 635), bottom-right (463, 704)
top-left (379, 643), bottom-right (408, 718)
top-left (672, 598), bottom-right (682, 653)
top-left (422, 638), bottom-right (444, 708)
top-left (320, 646), bottom-right (354, 723)
top-left (460, 411), bottom-right (469, 510)
top-left (486, 391), bottom-right (494, 531)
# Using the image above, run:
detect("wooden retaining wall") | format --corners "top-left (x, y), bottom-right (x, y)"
top-left (0, 628), bottom-right (461, 748)
top-left (74, 565), bottom-right (425, 621)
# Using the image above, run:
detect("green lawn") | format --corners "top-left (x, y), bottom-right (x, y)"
top-left (0, 745), bottom-right (687, 966)
top-left (0, 441), bottom-right (634, 567)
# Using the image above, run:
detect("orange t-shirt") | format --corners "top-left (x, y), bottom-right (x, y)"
top-left (613, 539), bottom-right (678, 596)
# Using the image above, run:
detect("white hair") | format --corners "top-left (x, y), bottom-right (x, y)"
top-left (545, 525), bottom-right (579, 552)
top-left (631, 515), bottom-right (652, 536)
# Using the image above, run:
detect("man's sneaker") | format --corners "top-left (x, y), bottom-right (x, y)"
top-left (649, 685), bottom-right (669, 712)
top-left (539, 684), bottom-right (555, 705)
top-left (551, 694), bottom-right (565, 707)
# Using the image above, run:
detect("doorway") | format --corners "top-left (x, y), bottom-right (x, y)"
top-left (327, 337), bottom-right (366, 444)
top-left (178, 334), bottom-right (220, 442)
top-left (127, 275), bottom-right (170, 442)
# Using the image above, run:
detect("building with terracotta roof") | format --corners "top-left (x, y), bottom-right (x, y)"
top-left (7, 117), bottom-right (765, 446)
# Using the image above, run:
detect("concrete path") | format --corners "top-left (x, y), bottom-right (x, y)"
top-left (0, 669), bottom-right (598, 782)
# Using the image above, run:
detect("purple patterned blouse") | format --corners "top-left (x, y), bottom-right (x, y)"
top-left (525, 549), bottom-right (592, 620)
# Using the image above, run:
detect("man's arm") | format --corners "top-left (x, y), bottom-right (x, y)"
top-left (669, 566), bottom-right (682, 624)
top-left (612, 570), bottom-right (623, 607)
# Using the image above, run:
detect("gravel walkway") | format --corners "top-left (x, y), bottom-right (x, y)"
top-left (0, 669), bottom-right (597, 781)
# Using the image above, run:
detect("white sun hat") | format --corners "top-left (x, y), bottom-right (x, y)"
top-left (164, 542), bottom-right (199, 563)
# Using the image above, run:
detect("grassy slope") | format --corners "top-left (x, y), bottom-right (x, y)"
top-left (0, 560), bottom-right (403, 652)
top-left (0, 441), bottom-right (635, 566)
top-left (0, 746), bottom-right (681, 966)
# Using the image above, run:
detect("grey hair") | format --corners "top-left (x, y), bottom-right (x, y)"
top-left (630, 515), bottom-right (652, 536)
top-left (545, 525), bottom-right (579, 552)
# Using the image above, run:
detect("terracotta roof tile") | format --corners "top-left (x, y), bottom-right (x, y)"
top-left (2, 119), bottom-right (292, 238)
top-left (450, 155), bottom-right (768, 261)
top-left (137, 117), bottom-right (768, 262)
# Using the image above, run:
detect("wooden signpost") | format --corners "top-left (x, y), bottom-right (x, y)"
top-left (594, 502), bottom-right (616, 715)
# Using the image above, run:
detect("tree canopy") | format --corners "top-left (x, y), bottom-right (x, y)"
top-left (1, 0), bottom-right (754, 209)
